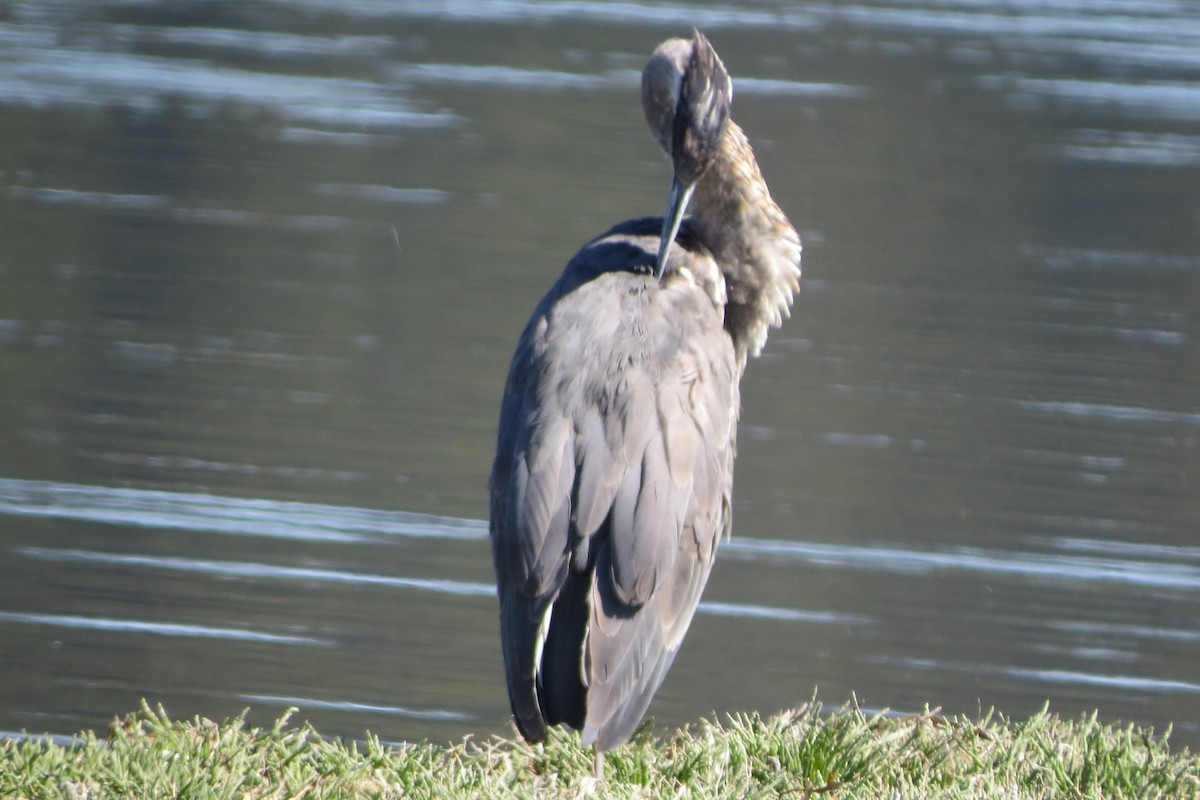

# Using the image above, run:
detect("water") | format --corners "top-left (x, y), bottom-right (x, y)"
top-left (1, 1), bottom-right (1198, 748)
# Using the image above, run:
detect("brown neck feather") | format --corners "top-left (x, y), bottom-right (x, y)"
top-left (688, 121), bottom-right (802, 370)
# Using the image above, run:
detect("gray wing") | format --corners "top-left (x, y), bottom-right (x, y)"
top-left (490, 224), bottom-right (738, 749)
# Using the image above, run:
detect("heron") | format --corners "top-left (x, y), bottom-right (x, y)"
top-left (489, 30), bottom-right (801, 770)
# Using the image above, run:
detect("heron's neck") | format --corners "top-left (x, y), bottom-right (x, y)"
top-left (689, 121), bottom-right (801, 370)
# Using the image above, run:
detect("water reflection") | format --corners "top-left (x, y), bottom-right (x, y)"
top-left (0, 609), bottom-right (330, 646)
top-left (0, 478), bottom-right (485, 542)
top-left (240, 694), bottom-right (473, 724)
top-left (6, 479), bottom-right (870, 622)
top-left (1, 0), bottom-right (1198, 749)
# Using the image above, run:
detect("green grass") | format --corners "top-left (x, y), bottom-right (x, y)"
top-left (2, 700), bottom-right (1196, 798)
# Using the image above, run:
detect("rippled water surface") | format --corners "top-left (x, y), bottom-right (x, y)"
top-left (2, 1), bottom-right (1198, 748)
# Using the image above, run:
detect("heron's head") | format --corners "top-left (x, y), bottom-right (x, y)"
top-left (642, 30), bottom-right (732, 278)
top-left (642, 30), bottom-right (732, 183)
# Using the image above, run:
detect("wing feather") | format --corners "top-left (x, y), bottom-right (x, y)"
top-left (572, 409), bottom-right (619, 543)
top-left (583, 277), bottom-right (737, 749)
top-left (508, 420), bottom-right (573, 594)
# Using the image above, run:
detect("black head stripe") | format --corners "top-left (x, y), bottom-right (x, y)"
top-left (670, 31), bottom-right (732, 184)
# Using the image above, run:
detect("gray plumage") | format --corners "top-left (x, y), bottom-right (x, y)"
top-left (489, 30), bottom-right (801, 754)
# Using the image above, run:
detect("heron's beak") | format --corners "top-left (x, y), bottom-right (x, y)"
top-left (654, 176), bottom-right (695, 279)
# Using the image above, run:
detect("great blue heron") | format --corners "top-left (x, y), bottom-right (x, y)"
top-left (489, 30), bottom-right (801, 765)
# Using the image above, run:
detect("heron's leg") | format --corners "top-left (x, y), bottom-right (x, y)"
top-left (593, 746), bottom-right (605, 781)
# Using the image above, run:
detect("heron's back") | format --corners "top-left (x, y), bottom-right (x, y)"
top-left (490, 219), bottom-right (739, 750)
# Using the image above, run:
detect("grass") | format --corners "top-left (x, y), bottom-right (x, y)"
top-left (1, 700), bottom-right (1196, 799)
